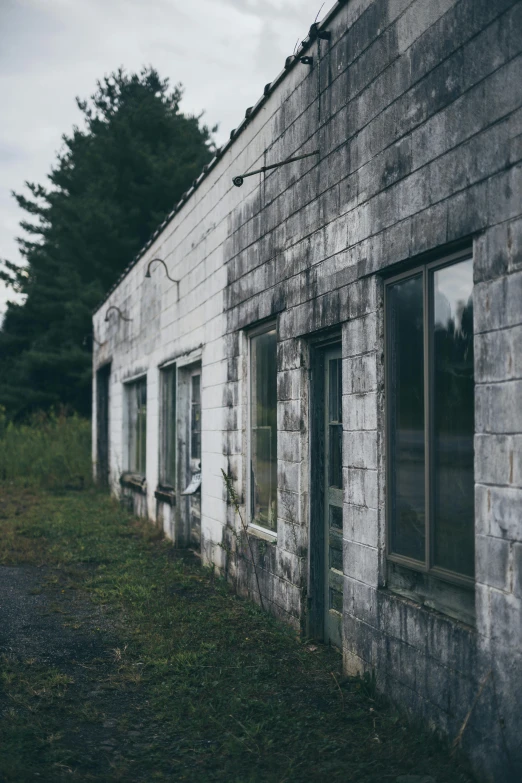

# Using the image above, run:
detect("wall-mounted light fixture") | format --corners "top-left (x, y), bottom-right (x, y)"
top-left (82, 332), bottom-right (107, 349)
top-left (300, 56), bottom-right (313, 66)
top-left (92, 332), bottom-right (107, 347)
top-left (105, 305), bottom-right (132, 322)
top-left (144, 257), bottom-right (179, 301)
top-left (309, 22), bottom-right (331, 40)
top-left (233, 149), bottom-right (319, 188)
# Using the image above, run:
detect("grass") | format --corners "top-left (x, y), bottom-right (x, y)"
top-left (0, 485), bottom-right (475, 782)
top-left (0, 408), bottom-right (92, 490)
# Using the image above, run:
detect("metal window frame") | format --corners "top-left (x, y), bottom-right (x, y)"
top-left (159, 363), bottom-right (177, 489)
top-left (247, 320), bottom-right (278, 534)
top-left (384, 247), bottom-right (474, 590)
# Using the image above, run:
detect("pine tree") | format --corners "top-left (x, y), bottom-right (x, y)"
top-left (0, 67), bottom-right (215, 418)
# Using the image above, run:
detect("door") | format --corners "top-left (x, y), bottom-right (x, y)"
top-left (96, 364), bottom-right (110, 487)
top-left (324, 348), bottom-right (343, 647)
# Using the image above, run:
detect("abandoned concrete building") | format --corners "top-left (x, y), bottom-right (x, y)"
top-left (92, 1), bottom-right (522, 780)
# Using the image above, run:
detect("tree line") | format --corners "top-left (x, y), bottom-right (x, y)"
top-left (0, 68), bottom-right (215, 419)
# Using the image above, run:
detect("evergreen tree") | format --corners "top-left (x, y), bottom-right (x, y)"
top-left (0, 67), bottom-right (215, 418)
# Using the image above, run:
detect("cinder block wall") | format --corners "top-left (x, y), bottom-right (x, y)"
top-left (93, 1), bottom-right (522, 779)
top-left (222, 1), bottom-right (522, 779)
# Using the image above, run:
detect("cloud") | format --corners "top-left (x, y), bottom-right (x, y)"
top-left (0, 0), bottom-right (323, 316)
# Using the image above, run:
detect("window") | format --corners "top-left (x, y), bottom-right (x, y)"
top-left (160, 365), bottom-right (176, 487)
top-left (190, 371), bottom-right (201, 466)
top-left (249, 325), bottom-right (278, 532)
top-left (127, 377), bottom-right (147, 476)
top-left (385, 253), bottom-right (474, 586)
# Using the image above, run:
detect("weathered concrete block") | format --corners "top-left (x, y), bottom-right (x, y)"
top-left (345, 502), bottom-right (379, 548)
top-left (277, 399), bottom-right (302, 432)
top-left (277, 459), bottom-right (300, 494)
top-left (278, 431), bottom-right (301, 464)
top-left (344, 467), bottom-right (379, 509)
top-left (344, 313), bottom-right (378, 357)
top-left (475, 325), bottom-right (522, 383)
top-left (397, 0), bottom-right (457, 54)
top-left (476, 380), bottom-right (522, 434)
top-left (344, 576), bottom-right (379, 629)
top-left (474, 270), bottom-right (522, 333)
top-left (343, 430), bottom-right (378, 469)
top-left (490, 589), bottom-right (522, 650)
top-left (342, 353), bottom-right (378, 394)
top-left (344, 392), bottom-right (378, 432)
top-left (343, 539), bottom-right (379, 586)
top-left (475, 433), bottom-right (522, 488)
top-left (476, 483), bottom-right (522, 541)
top-left (476, 215), bottom-right (522, 280)
top-left (476, 534), bottom-right (511, 592)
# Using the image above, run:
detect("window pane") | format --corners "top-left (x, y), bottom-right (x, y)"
top-left (432, 259), bottom-right (474, 576)
top-left (128, 378), bottom-right (147, 475)
top-left (161, 368), bottom-right (176, 486)
top-left (328, 358), bottom-right (343, 488)
top-left (388, 274), bottom-right (425, 562)
top-left (191, 374), bottom-right (201, 462)
top-left (250, 329), bottom-right (277, 530)
top-left (138, 380), bottom-right (147, 475)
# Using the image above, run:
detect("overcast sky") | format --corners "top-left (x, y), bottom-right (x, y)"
top-left (0, 0), bottom-right (325, 318)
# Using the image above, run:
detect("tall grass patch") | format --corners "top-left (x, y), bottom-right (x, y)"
top-left (0, 408), bottom-right (92, 490)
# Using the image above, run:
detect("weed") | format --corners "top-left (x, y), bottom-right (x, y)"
top-left (221, 469), bottom-right (264, 610)
top-left (0, 407), bottom-right (92, 490)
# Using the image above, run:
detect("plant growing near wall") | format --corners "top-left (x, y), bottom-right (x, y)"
top-left (221, 469), bottom-right (264, 611)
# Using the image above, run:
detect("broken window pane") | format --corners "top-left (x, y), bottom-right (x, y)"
top-left (250, 328), bottom-right (277, 531)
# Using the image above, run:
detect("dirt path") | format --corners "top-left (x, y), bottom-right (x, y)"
top-left (0, 487), bottom-right (475, 783)
top-left (0, 562), bottom-right (168, 781)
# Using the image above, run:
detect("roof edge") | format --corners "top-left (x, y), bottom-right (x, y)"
top-left (93, 0), bottom-right (346, 315)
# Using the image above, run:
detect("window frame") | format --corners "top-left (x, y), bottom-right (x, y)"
top-left (247, 320), bottom-right (278, 537)
top-left (384, 248), bottom-right (474, 591)
top-left (159, 363), bottom-right (177, 490)
top-left (125, 374), bottom-right (147, 478)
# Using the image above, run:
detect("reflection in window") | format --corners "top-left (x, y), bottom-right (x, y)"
top-left (387, 256), bottom-right (474, 580)
top-left (388, 274), bottom-right (426, 561)
top-left (250, 328), bottom-right (277, 531)
top-left (191, 373), bottom-right (201, 463)
top-left (160, 366), bottom-right (176, 487)
top-left (127, 377), bottom-right (147, 476)
top-left (433, 260), bottom-right (474, 576)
